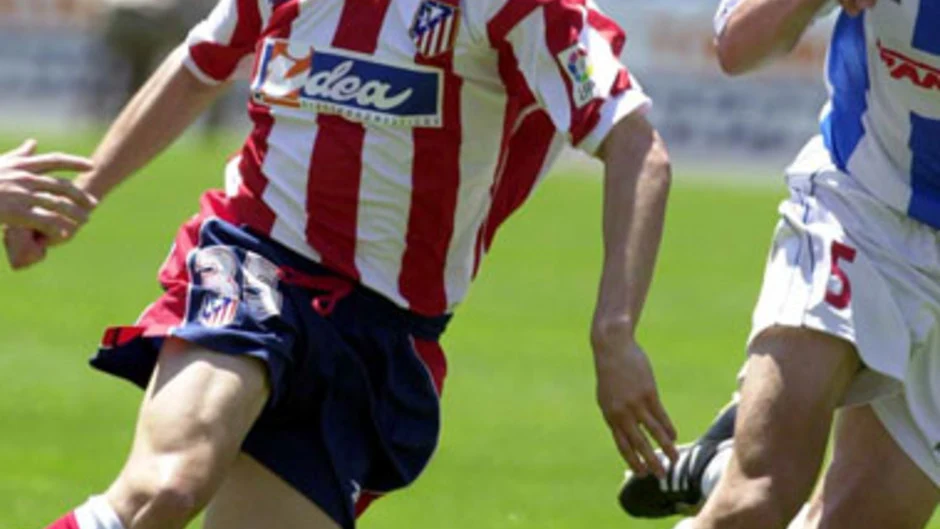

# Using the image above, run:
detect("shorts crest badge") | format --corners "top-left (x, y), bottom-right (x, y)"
top-left (192, 246), bottom-right (242, 328)
top-left (410, 0), bottom-right (461, 58)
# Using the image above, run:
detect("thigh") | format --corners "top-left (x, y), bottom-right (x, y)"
top-left (107, 338), bottom-right (271, 522)
top-left (697, 326), bottom-right (860, 527)
top-left (136, 337), bottom-right (269, 458)
top-left (204, 454), bottom-right (341, 529)
top-left (802, 404), bottom-right (939, 529)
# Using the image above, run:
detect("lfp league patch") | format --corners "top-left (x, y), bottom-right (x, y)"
top-left (410, 0), bottom-right (461, 58)
top-left (557, 43), bottom-right (600, 109)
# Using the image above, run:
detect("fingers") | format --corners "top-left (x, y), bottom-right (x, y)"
top-left (6, 206), bottom-right (78, 243)
top-left (5, 138), bottom-right (38, 158)
top-left (625, 418), bottom-right (665, 479)
top-left (18, 174), bottom-right (98, 210)
top-left (648, 396), bottom-right (679, 456)
top-left (840, 0), bottom-right (876, 16)
top-left (612, 427), bottom-right (647, 478)
top-left (29, 191), bottom-right (91, 225)
top-left (15, 152), bottom-right (95, 175)
top-left (638, 405), bottom-right (679, 463)
top-left (607, 395), bottom-right (679, 479)
top-left (4, 226), bottom-right (48, 270)
top-left (609, 410), bottom-right (671, 479)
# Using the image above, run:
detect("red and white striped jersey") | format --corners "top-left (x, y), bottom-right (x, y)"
top-left (184, 0), bottom-right (650, 316)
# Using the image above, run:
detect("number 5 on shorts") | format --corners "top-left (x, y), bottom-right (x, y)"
top-left (825, 240), bottom-right (857, 310)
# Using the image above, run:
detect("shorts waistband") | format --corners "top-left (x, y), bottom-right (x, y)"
top-left (210, 219), bottom-right (452, 341)
top-left (276, 262), bottom-right (451, 342)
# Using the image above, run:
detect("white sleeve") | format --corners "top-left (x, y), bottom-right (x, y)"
top-left (487, 0), bottom-right (651, 155)
top-left (183, 0), bottom-right (265, 84)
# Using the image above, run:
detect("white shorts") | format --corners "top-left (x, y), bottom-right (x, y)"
top-left (748, 137), bottom-right (940, 486)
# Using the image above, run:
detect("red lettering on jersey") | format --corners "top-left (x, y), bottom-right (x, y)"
top-left (877, 40), bottom-right (940, 93)
top-left (923, 71), bottom-right (940, 91)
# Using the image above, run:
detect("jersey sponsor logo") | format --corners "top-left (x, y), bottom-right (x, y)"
top-left (251, 38), bottom-right (444, 127)
top-left (557, 44), bottom-right (599, 109)
top-left (877, 40), bottom-right (940, 93)
top-left (410, 0), bottom-right (460, 57)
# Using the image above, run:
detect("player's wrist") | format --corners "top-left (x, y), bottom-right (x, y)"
top-left (74, 173), bottom-right (108, 203)
top-left (590, 315), bottom-right (637, 351)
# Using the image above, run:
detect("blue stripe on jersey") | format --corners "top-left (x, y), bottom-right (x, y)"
top-left (913, 0), bottom-right (940, 55)
top-left (908, 113), bottom-right (940, 228)
top-left (821, 13), bottom-right (869, 172)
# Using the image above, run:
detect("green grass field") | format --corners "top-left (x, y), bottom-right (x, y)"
top-left (0, 134), bottom-right (936, 528)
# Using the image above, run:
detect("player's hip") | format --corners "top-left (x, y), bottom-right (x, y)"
top-left (94, 207), bottom-right (453, 527)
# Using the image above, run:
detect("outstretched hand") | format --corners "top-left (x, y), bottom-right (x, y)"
top-left (0, 139), bottom-right (97, 269)
top-left (593, 329), bottom-right (678, 479)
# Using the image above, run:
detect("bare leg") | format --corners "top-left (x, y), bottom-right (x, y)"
top-left (104, 337), bottom-right (270, 529)
top-left (691, 326), bottom-right (860, 529)
top-left (204, 454), bottom-right (341, 529)
top-left (800, 405), bottom-right (939, 529)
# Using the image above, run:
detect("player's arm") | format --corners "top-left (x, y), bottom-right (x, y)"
top-left (0, 139), bottom-right (96, 241)
top-left (4, 48), bottom-right (227, 269)
top-left (477, 0), bottom-right (677, 477)
top-left (5, 0), bottom-right (262, 269)
top-left (75, 46), bottom-right (226, 199)
top-left (591, 111), bottom-right (677, 478)
top-left (714, 0), bottom-right (835, 75)
top-left (77, 0), bottom-right (262, 197)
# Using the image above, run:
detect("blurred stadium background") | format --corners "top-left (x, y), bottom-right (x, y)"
top-left (0, 1), bottom-right (936, 527)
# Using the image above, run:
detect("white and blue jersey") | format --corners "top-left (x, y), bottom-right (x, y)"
top-left (715, 0), bottom-right (940, 229)
top-left (822, 0), bottom-right (940, 229)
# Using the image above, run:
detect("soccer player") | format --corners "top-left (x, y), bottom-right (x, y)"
top-left (5, 1), bottom-right (679, 528)
top-left (621, 0), bottom-right (940, 528)
top-left (0, 139), bottom-right (96, 267)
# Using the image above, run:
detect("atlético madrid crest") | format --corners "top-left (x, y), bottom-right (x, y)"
top-left (410, 0), bottom-right (461, 57)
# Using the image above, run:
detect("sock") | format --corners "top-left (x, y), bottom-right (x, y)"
top-left (700, 441), bottom-right (733, 498)
top-left (67, 496), bottom-right (126, 529)
top-left (673, 518), bottom-right (697, 529)
top-left (697, 399), bottom-right (738, 499)
top-left (43, 513), bottom-right (79, 529)
top-left (702, 400), bottom-right (737, 442)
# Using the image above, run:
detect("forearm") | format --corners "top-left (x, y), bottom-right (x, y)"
top-left (76, 46), bottom-right (228, 199)
top-left (716, 0), bottom-right (831, 75)
top-left (591, 114), bottom-right (671, 348)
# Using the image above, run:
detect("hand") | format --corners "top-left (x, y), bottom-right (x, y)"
top-left (0, 139), bottom-right (96, 243)
top-left (839, 0), bottom-right (876, 16)
top-left (593, 329), bottom-right (677, 479)
top-left (4, 225), bottom-right (49, 270)
top-left (0, 139), bottom-right (97, 270)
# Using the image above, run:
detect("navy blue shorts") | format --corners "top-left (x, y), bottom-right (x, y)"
top-left (92, 193), bottom-right (450, 528)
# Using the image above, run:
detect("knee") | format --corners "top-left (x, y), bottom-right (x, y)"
top-left (109, 457), bottom-right (215, 528)
top-left (148, 473), bottom-right (208, 520)
top-left (702, 477), bottom-right (795, 529)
